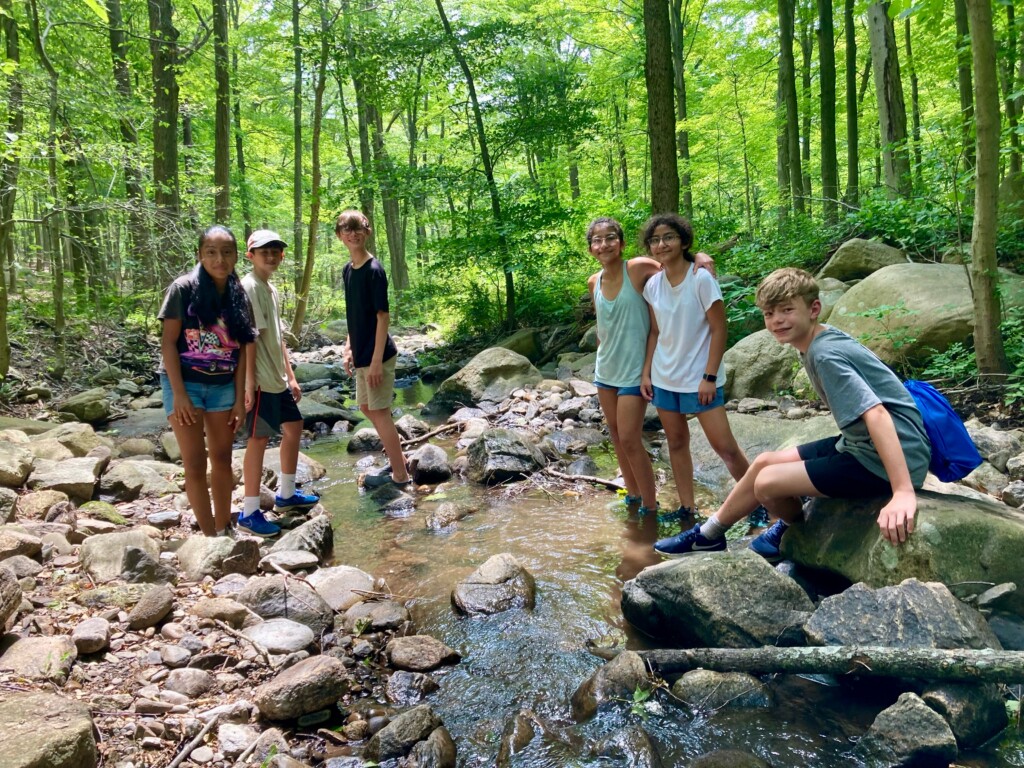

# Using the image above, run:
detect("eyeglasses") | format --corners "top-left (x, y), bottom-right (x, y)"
top-left (340, 225), bottom-right (367, 233)
top-left (646, 234), bottom-right (680, 247)
top-left (590, 234), bottom-right (620, 246)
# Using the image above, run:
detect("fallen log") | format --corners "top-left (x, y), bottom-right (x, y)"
top-left (543, 467), bottom-right (625, 492)
top-left (640, 646), bottom-right (1024, 684)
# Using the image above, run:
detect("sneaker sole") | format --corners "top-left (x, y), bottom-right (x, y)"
top-left (237, 527), bottom-right (281, 538)
top-left (273, 502), bottom-right (319, 513)
top-left (655, 545), bottom-right (726, 558)
top-left (749, 548), bottom-right (783, 564)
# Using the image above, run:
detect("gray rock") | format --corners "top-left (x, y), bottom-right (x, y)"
top-left (567, 456), bottom-right (599, 476)
top-left (0, 635), bottom-right (76, 684)
top-left (14, 490), bottom-right (68, 520)
top-left (147, 509), bottom-right (181, 529)
top-left (72, 617), bottom-right (111, 654)
top-left (0, 691), bottom-right (97, 767)
top-left (121, 546), bottom-right (178, 584)
top-left (118, 437), bottom-right (156, 457)
top-left (243, 618), bottom-right (315, 654)
top-left (259, 550), bottom-right (320, 572)
top-left (0, 565), bottom-right (22, 628)
top-left (292, 362), bottom-right (346, 384)
top-left (817, 238), bottom-right (909, 282)
top-left (467, 428), bottom-right (545, 484)
top-left (254, 655), bottom-right (351, 720)
top-left (57, 388), bottom-right (112, 424)
top-left (28, 456), bottom-right (106, 501)
top-left (570, 650), bottom-right (649, 721)
top-left (385, 635), bottom-right (460, 672)
top-left (307, 565), bottom-right (375, 612)
top-left (595, 726), bottom-right (664, 768)
top-left (962, 461), bottom-right (1010, 497)
top-left (127, 584), bottom-right (175, 630)
top-left (99, 459), bottom-right (182, 501)
top-left (1, 555), bottom-right (41, 579)
top-left (30, 422), bottom-right (112, 457)
top-left (386, 670), bottom-right (439, 706)
top-left (411, 443), bottom-right (452, 484)
top-left (81, 530), bottom-right (159, 583)
top-left (921, 682), bottom-right (1009, 749)
top-left (165, 667), bottom-right (215, 698)
top-left (451, 553), bottom-right (536, 615)
top-left (268, 515), bottom-right (332, 561)
top-left (723, 329), bottom-right (801, 400)
top-left (160, 431), bottom-right (181, 462)
top-left (965, 424), bottom-right (1021, 473)
top-left (347, 428), bottom-right (383, 453)
top-left (28, 439), bottom-right (74, 462)
top-left (217, 722), bottom-right (258, 759)
top-left (425, 501), bottom-right (477, 530)
top-left (428, 347), bottom-right (542, 414)
top-left (177, 535), bottom-right (260, 581)
top-left (854, 692), bottom-right (957, 767)
top-left (404, 726), bottom-right (457, 768)
top-left (670, 669), bottom-right (771, 711)
top-left (0, 527), bottom-right (42, 561)
top-left (340, 599), bottom-right (410, 634)
top-left (0, 442), bottom-right (34, 488)
top-left (235, 575), bottom-right (334, 635)
top-left (621, 551), bottom-right (814, 647)
top-left (1002, 479), bottom-right (1024, 507)
top-left (364, 704), bottom-right (443, 762)
top-left (159, 644), bottom-right (192, 668)
top-left (395, 414), bottom-right (430, 439)
top-left (190, 597), bottom-right (252, 628)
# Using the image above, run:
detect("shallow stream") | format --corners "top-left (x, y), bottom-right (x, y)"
top-left (303, 389), bottom-right (1023, 767)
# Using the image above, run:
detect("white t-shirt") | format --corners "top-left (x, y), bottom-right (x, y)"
top-left (643, 268), bottom-right (726, 393)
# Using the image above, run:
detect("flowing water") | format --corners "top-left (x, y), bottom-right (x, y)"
top-left (303, 389), bottom-right (1023, 767)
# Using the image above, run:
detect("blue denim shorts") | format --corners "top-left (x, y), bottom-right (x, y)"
top-left (160, 373), bottom-right (235, 415)
top-left (652, 384), bottom-right (725, 414)
top-left (594, 380), bottom-right (643, 398)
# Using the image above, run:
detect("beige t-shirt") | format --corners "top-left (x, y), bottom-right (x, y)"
top-left (241, 273), bottom-right (288, 393)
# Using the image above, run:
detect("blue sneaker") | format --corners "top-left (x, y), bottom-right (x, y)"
top-left (623, 494), bottom-right (642, 506)
top-left (654, 524), bottom-right (726, 557)
top-left (747, 505), bottom-right (770, 528)
top-left (237, 510), bottom-right (281, 538)
top-left (274, 490), bottom-right (320, 512)
top-left (749, 520), bottom-right (789, 563)
top-left (657, 505), bottom-right (695, 525)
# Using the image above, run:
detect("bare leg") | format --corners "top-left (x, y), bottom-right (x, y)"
top-left (712, 448), bottom-right (815, 529)
top-left (170, 412), bottom-right (216, 537)
top-left (362, 405), bottom-right (411, 483)
top-left (695, 407), bottom-right (749, 482)
top-left (243, 435), bottom-right (269, 497)
top-left (279, 420), bottom-right (302, 475)
top-left (657, 409), bottom-right (695, 509)
top-left (598, 388), bottom-right (657, 507)
top-left (204, 410), bottom-right (236, 533)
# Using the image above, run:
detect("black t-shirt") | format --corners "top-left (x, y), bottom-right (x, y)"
top-left (342, 256), bottom-right (397, 368)
top-left (157, 270), bottom-right (244, 385)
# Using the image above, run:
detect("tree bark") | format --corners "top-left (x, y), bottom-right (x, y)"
top-left (844, 0), bottom-right (858, 206)
top-left (967, 0), bottom-right (1009, 376)
top-left (291, 0), bottom-right (303, 292)
top-left (731, 73), bottom-right (753, 234)
top-left (213, 0), bottom-right (231, 222)
top-left (670, 0), bottom-right (703, 219)
top-left (229, 0), bottom-right (252, 239)
top-left (776, 72), bottom-right (791, 220)
top-left (867, 2), bottom-right (911, 199)
top-left (641, 645), bottom-right (1024, 684)
top-left (148, 0), bottom-right (181, 216)
top-left (903, 17), bottom-right (922, 188)
top-left (372, 109), bottom-right (409, 292)
top-left (954, 0), bottom-right (975, 172)
top-left (779, 0), bottom-right (804, 213)
top-left (614, 101), bottom-right (629, 195)
top-left (819, 0), bottom-right (838, 223)
top-left (799, 5), bottom-right (813, 211)
top-left (644, 0), bottom-right (679, 213)
top-left (0, 0), bottom-right (21, 378)
top-left (1001, 3), bottom-right (1022, 177)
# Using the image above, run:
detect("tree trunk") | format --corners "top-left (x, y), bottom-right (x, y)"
top-left (435, 0), bottom-right (513, 327)
top-left (799, 5), bottom-right (813, 212)
top-left (968, 0), bottom-right (1009, 376)
top-left (731, 73), bottom-right (753, 234)
top-left (670, 0), bottom-right (701, 219)
top-left (867, 2), bottom-right (911, 199)
top-left (819, 0), bottom-right (838, 223)
top-left (776, 73), bottom-right (791, 220)
top-left (779, 0), bottom-right (804, 213)
top-left (372, 108), bottom-right (409, 292)
top-left (954, 0), bottom-right (975, 172)
top-left (230, 0), bottom-right (252, 238)
top-left (291, 0), bottom-right (303, 292)
top-left (641, 645), bottom-right (1024, 684)
top-left (644, 0), bottom-right (679, 213)
top-left (1001, 3), bottom-right (1022, 177)
top-left (350, 79), bottom-right (378, 256)
top-left (903, 17), bottom-right (922, 189)
top-left (0, 0), bottom-right (21, 378)
top-left (148, 0), bottom-right (180, 216)
top-left (843, 0), bottom-right (858, 206)
top-left (213, 0), bottom-right (231, 222)
top-left (614, 101), bottom-right (629, 195)
top-left (180, 111), bottom-right (198, 231)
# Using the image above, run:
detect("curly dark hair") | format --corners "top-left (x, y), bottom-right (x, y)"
top-left (190, 225), bottom-right (256, 344)
top-left (585, 217), bottom-right (625, 246)
top-left (641, 213), bottom-right (694, 262)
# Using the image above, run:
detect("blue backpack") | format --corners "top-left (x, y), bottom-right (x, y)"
top-left (903, 379), bottom-right (982, 482)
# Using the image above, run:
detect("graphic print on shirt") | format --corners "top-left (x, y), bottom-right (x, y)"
top-left (181, 310), bottom-right (240, 376)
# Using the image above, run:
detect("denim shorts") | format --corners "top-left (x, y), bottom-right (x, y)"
top-left (652, 384), bottom-right (725, 414)
top-left (594, 381), bottom-right (643, 398)
top-left (160, 373), bottom-right (235, 415)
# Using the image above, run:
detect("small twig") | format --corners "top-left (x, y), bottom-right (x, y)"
top-left (400, 422), bottom-right (459, 447)
top-left (213, 619), bottom-right (276, 669)
top-left (165, 713), bottom-right (219, 768)
top-left (543, 467), bottom-right (625, 491)
top-left (268, 560), bottom-right (317, 590)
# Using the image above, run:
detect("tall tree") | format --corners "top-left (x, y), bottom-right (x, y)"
top-left (645, 0), bottom-right (679, 213)
top-left (903, 17), bottom-right (922, 188)
top-left (867, 2), bottom-right (911, 198)
top-left (670, 0), bottom-right (705, 218)
top-left (799, 2), bottom-right (813, 210)
top-left (291, 0), bottom-right (303, 291)
top-left (148, 0), bottom-right (181, 218)
top-left (967, 0), bottom-right (1008, 375)
top-left (1000, 2), bottom-right (1022, 177)
top-left (953, 0), bottom-right (974, 172)
top-left (0, 0), bottom-right (22, 377)
top-left (779, 0), bottom-right (804, 213)
top-left (213, 0), bottom-right (231, 222)
top-left (844, 0), bottom-right (858, 206)
top-left (819, 0), bottom-right (838, 223)
top-left (229, 0), bottom-right (252, 238)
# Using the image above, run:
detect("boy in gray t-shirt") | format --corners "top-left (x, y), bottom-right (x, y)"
top-left (653, 267), bottom-right (931, 560)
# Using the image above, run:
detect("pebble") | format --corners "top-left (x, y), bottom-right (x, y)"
top-left (190, 745), bottom-right (215, 763)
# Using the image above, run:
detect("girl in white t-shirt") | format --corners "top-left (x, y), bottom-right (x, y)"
top-left (640, 213), bottom-right (750, 526)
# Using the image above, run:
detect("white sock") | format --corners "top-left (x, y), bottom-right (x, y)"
top-left (700, 514), bottom-right (730, 541)
top-left (243, 496), bottom-right (260, 516)
top-left (279, 473), bottom-right (296, 498)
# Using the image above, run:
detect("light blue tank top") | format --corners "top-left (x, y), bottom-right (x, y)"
top-left (594, 262), bottom-right (650, 388)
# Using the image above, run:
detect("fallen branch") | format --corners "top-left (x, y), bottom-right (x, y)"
top-left (543, 467), bottom-right (625, 492)
top-left (213, 619), bottom-right (276, 669)
top-left (641, 645), bottom-right (1024, 684)
top-left (166, 713), bottom-right (219, 768)
top-left (400, 422), bottom-right (459, 447)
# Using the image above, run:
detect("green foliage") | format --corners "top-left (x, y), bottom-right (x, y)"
top-left (849, 301), bottom-right (919, 378)
top-left (842, 192), bottom-right (963, 260)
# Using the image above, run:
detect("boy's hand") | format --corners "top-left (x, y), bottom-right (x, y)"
top-left (697, 379), bottom-right (716, 405)
top-left (877, 490), bottom-right (916, 545)
top-left (245, 385), bottom-right (256, 412)
top-left (343, 350), bottom-right (354, 376)
top-left (368, 360), bottom-right (383, 388)
top-left (640, 374), bottom-right (654, 402)
top-left (288, 377), bottom-right (302, 403)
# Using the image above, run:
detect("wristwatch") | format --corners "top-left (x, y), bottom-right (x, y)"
top-left (702, 373), bottom-right (717, 383)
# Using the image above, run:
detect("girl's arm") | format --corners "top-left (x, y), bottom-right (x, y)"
top-left (230, 344), bottom-right (247, 432)
top-left (641, 303), bottom-right (659, 402)
top-left (587, 273), bottom-right (600, 347)
top-left (699, 300), bottom-right (728, 405)
top-left (161, 318), bottom-right (197, 426)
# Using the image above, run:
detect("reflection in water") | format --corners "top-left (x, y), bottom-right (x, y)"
top-left (614, 505), bottom-right (661, 583)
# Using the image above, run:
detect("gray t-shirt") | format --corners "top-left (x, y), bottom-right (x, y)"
top-left (802, 326), bottom-right (931, 486)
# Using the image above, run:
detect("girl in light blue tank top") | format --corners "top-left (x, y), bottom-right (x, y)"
top-left (587, 217), bottom-right (662, 518)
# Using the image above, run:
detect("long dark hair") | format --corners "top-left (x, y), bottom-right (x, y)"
top-left (190, 225), bottom-right (256, 344)
top-left (641, 213), bottom-right (694, 262)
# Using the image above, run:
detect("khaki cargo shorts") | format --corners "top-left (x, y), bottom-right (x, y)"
top-left (355, 355), bottom-right (397, 411)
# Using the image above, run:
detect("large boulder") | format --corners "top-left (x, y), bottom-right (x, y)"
top-left (853, 692), bottom-right (957, 767)
top-left (231, 447), bottom-right (326, 485)
top-left (466, 429), bottom-right (545, 485)
top-left (28, 456), bottom-right (107, 502)
top-left (364, 704), bottom-right (443, 763)
top-left (570, 650), bottom-right (649, 721)
top-left (828, 263), bottom-right (1024, 365)
top-left (922, 682), bottom-right (1009, 749)
top-left (306, 565), bottom-right (375, 612)
top-left (495, 328), bottom-right (543, 362)
top-left (235, 575), bottom-right (334, 635)
top-left (176, 535), bottom-right (260, 581)
top-left (0, 691), bottom-right (97, 768)
top-left (98, 459), bottom-right (182, 502)
top-left (782, 493), bottom-right (1024, 616)
top-left (268, 515), bottom-right (332, 561)
top-left (816, 238), bottom-right (909, 282)
top-left (722, 329), bottom-right (800, 400)
top-left (621, 551), bottom-right (814, 647)
top-left (427, 348), bottom-right (541, 414)
top-left (0, 635), bottom-right (77, 684)
top-left (56, 388), bottom-right (111, 425)
top-left (31, 422), bottom-right (112, 457)
top-left (80, 530), bottom-right (159, 583)
top-left (0, 443), bottom-right (34, 488)
top-left (451, 553), bottom-right (536, 615)
top-left (253, 655), bottom-right (351, 720)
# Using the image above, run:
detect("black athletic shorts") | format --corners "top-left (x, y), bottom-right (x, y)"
top-left (245, 388), bottom-right (303, 439)
top-left (798, 436), bottom-right (894, 498)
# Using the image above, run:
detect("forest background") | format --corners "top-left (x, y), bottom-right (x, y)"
top-left (0, 0), bottom-right (1021, 400)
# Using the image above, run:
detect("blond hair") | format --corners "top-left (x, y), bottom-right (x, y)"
top-left (755, 268), bottom-right (819, 309)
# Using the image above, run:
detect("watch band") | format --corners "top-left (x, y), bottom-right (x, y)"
top-left (702, 373), bottom-right (717, 383)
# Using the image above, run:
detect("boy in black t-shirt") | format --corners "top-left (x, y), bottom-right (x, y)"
top-left (337, 210), bottom-right (411, 488)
